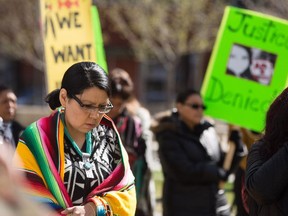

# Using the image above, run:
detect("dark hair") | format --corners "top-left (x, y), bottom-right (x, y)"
top-left (227, 44), bottom-right (252, 77)
top-left (176, 89), bottom-right (201, 104)
top-left (261, 87), bottom-right (288, 159)
top-left (109, 68), bottom-right (134, 101)
top-left (45, 62), bottom-right (110, 110)
top-left (0, 84), bottom-right (13, 94)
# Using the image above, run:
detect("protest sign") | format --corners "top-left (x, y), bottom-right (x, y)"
top-left (40, 0), bottom-right (106, 93)
top-left (201, 6), bottom-right (288, 132)
top-left (91, 5), bottom-right (107, 72)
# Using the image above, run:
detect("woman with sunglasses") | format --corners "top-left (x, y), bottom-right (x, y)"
top-left (13, 62), bottom-right (136, 216)
top-left (151, 89), bottom-right (245, 216)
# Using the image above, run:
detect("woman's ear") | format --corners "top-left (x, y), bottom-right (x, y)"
top-left (59, 88), bottom-right (68, 107)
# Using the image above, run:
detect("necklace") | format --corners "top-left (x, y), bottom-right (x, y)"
top-left (60, 113), bottom-right (93, 173)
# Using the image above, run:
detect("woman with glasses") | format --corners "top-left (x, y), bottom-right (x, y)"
top-left (13, 62), bottom-right (136, 216)
top-left (151, 89), bottom-right (245, 216)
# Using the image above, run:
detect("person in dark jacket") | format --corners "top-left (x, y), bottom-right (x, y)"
top-left (229, 126), bottom-right (261, 216)
top-left (0, 84), bottom-right (24, 147)
top-left (152, 89), bottom-right (246, 216)
top-left (245, 87), bottom-right (288, 216)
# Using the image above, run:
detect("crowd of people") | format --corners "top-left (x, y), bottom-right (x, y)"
top-left (0, 60), bottom-right (285, 216)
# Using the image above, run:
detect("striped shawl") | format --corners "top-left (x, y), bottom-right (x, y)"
top-left (14, 110), bottom-right (136, 215)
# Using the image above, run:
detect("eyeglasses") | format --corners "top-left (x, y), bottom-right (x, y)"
top-left (69, 94), bottom-right (113, 114)
top-left (184, 103), bottom-right (206, 110)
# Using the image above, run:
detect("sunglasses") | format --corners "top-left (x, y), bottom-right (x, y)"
top-left (184, 103), bottom-right (206, 110)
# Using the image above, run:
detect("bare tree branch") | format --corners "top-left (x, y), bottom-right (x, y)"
top-left (0, 0), bottom-right (44, 70)
top-left (1, 0), bottom-right (288, 79)
top-left (95, 0), bottom-right (229, 71)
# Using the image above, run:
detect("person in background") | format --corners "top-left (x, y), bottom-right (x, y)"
top-left (0, 84), bottom-right (24, 147)
top-left (13, 62), bottom-right (136, 216)
top-left (151, 89), bottom-right (246, 216)
top-left (126, 90), bottom-right (154, 168)
top-left (245, 87), bottom-right (288, 215)
top-left (228, 125), bottom-right (260, 216)
top-left (107, 68), bottom-right (154, 216)
top-left (126, 91), bottom-right (157, 216)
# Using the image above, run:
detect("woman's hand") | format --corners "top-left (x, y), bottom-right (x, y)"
top-left (84, 202), bottom-right (97, 215)
top-left (61, 206), bottom-right (85, 216)
top-left (61, 202), bottom-right (96, 216)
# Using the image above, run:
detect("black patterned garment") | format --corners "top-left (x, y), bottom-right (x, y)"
top-left (63, 124), bottom-right (121, 205)
top-left (113, 108), bottom-right (146, 167)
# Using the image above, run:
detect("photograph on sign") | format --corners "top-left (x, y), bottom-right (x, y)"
top-left (226, 43), bottom-right (277, 86)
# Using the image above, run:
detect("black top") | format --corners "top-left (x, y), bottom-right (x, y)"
top-left (154, 111), bottom-right (225, 216)
top-left (245, 140), bottom-right (288, 216)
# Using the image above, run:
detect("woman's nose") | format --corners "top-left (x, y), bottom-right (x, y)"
top-left (89, 110), bottom-right (100, 119)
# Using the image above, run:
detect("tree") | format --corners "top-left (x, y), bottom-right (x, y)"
top-left (242, 0), bottom-right (288, 19)
top-left (0, 0), bottom-right (288, 104)
top-left (95, 0), bottom-right (288, 105)
top-left (0, 0), bottom-right (44, 71)
top-left (95, 0), bottom-right (229, 105)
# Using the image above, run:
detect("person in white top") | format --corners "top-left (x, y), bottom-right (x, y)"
top-left (0, 85), bottom-right (24, 147)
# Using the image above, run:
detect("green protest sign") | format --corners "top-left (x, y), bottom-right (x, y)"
top-left (91, 5), bottom-right (107, 72)
top-left (201, 6), bottom-right (288, 132)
